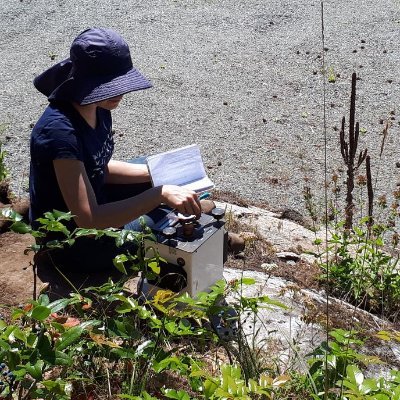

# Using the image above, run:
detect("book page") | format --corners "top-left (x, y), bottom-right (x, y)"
top-left (146, 144), bottom-right (214, 192)
top-left (182, 175), bottom-right (214, 192)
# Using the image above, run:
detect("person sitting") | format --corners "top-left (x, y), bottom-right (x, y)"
top-left (30, 27), bottom-right (202, 272)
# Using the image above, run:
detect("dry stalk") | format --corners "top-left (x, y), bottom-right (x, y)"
top-left (339, 72), bottom-right (367, 230)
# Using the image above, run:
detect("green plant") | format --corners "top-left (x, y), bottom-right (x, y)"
top-left (339, 365), bottom-right (400, 399)
top-left (328, 67), bottom-right (336, 83)
top-left (306, 329), bottom-right (388, 399)
top-left (190, 362), bottom-right (290, 399)
top-left (48, 51), bottom-right (58, 61)
top-left (0, 142), bottom-right (7, 182)
top-left (319, 219), bottom-right (400, 319)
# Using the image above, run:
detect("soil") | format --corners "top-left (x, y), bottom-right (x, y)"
top-left (0, 182), bottom-right (130, 310)
top-left (0, 182), bottom-right (41, 310)
top-left (0, 231), bottom-right (36, 306)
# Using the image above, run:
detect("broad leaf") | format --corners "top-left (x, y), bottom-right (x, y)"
top-left (56, 326), bottom-right (84, 351)
top-left (10, 221), bottom-right (31, 234)
top-left (31, 305), bottom-right (51, 321)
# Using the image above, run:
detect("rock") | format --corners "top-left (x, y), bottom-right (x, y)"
top-left (227, 232), bottom-right (245, 254)
top-left (278, 208), bottom-right (305, 225)
top-left (11, 198), bottom-right (30, 219)
top-left (276, 251), bottom-right (301, 262)
top-left (0, 197), bottom-right (30, 233)
top-left (215, 201), bottom-right (324, 260)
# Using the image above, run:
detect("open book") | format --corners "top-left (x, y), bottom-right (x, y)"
top-left (146, 144), bottom-right (214, 193)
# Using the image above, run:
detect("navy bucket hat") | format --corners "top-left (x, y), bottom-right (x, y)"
top-left (34, 27), bottom-right (152, 105)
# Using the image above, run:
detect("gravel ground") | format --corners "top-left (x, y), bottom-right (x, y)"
top-left (1, 0), bottom-right (400, 217)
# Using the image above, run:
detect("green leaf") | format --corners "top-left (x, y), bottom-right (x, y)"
top-left (10, 221), bottom-right (32, 234)
top-left (257, 295), bottom-right (288, 309)
top-left (204, 378), bottom-right (219, 398)
top-left (367, 395), bottom-right (389, 400)
top-left (37, 332), bottom-right (53, 355)
top-left (56, 326), bottom-right (84, 351)
top-left (240, 277), bottom-right (256, 285)
top-left (5, 349), bottom-right (21, 370)
top-left (74, 228), bottom-right (99, 236)
top-left (115, 303), bottom-right (134, 314)
top-left (162, 389), bottom-right (191, 400)
top-left (1, 207), bottom-right (23, 221)
top-left (31, 305), bottom-right (51, 321)
top-left (346, 364), bottom-right (364, 386)
top-left (119, 393), bottom-right (158, 400)
top-left (41, 350), bottom-right (73, 366)
top-left (153, 356), bottom-right (186, 373)
top-left (360, 378), bottom-right (378, 394)
top-left (38, 293), bottom-right (50, 306)
top-left (12, 326), bottom-right (27, 344)
top-left (135, 339), bottom-right (154, 357)
top-left (48, 298), bottom-right (73, 313)
top-left (25, 360), bottom-right (44, 380)
top-left (41, 379), bottom-right (68, 395)
top-left (52, 210), bottom-right (74, 221)
top-left (27, 332), bottom-right (39, 347)
top-left (80, 320), bottom-right (102, 330)
top-left (113, 254), bottom-right (128, 274)
top-left (148, 260), bottom-right (160, 274)
top-left (44, 239), bottom-right (65, 249)
top-left (0, 339), bottom-right (11, 350)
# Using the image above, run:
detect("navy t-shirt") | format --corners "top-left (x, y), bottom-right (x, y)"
top-left (29, 101), bottom-right (114, 229)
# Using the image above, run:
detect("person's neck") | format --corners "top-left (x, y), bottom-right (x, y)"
top-left (72, 102), bottom-right (97, 129)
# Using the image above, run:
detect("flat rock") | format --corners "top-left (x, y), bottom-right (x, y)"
top-left (216, 201), bottom-right (324, 262)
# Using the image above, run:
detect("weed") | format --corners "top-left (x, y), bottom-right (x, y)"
top-left (327, 66), bottom-right (336, 83)
top-left (0, 142), bottom-right (7, 183)
top-left (48, 51), bottom-right (58, 61)
top-left (320, 221), bottom-right (400, 320)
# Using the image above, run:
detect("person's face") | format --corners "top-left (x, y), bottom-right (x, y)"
top-left (97, 95), bottom-right (124, 110)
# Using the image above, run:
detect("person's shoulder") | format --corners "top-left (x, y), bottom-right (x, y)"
top-left (33, 102), bottom-right (75, 134)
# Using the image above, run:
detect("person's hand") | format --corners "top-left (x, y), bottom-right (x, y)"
top-left (160, 185), bottom-right (201, 218)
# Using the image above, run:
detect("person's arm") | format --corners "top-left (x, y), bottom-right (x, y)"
top-left (104, 159), bottom-right (150, 184)
top-left (53, 158), bottom-right (200, 229)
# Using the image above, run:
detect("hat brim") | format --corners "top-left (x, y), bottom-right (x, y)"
top-left (41, 60), bottom-right (152, 105)
top-left (76, 67), bottom-right (153, 105)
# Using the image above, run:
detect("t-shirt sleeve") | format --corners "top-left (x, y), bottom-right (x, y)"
top-left (34, 117), bottom-right (83, 162)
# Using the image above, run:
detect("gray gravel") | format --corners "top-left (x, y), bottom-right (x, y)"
top-left (1, 0), bottom-right (400, 217)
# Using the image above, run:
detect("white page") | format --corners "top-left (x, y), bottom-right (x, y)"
top-left (146, 144), bottom-right (214, 192)
top-left (182, 175), bottom-right (214, 192)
